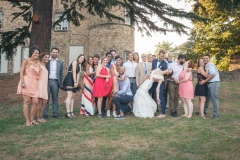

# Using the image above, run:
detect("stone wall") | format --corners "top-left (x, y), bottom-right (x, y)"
top-left (193, 70), bottom-right (240, 82)
top-left (0, 0), bottom-right (134, 74)
top-left (229, 54), bottom-right (240, 71)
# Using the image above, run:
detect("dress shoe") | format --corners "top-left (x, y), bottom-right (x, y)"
top-left (157, 114), bottom-right (166, 118)
top-left (171, 112), bottom-right (178, 117)
top-left (53, 115), bottom-right (60, 119)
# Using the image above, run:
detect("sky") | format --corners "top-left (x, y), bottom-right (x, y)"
top-left (134, 0), bottom-right (193, 54)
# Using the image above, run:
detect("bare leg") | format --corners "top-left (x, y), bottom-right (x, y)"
top-left (186, 98), bottom-right (193, 118)
top-left (70, 93), bottom-right (75, 117)
top-left (98, 97), bottom-right (103, 115)
top-left (30, 97), bottom-right (39, 123)
top-left (65, 91), bottom-right (73, 113)
top-left (199, 96), bottom-right (206, 118)
top-left (23, 96), bottom-right (31, 125)
top-left (181, 98), bottom-right (188, 116)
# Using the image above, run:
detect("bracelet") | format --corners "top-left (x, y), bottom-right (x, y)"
top-left (21, 82), bottom-right (25, 84)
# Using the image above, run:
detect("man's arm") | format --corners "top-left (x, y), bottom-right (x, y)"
top-left (136, 64), bottom-right (140, 87)
top-left (117, 80), bottom-right (130, 95)
top-left (199, 64), bottom-right (215, 85)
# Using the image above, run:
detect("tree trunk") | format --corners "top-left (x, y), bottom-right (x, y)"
top-left (29, 0), bottom-right (53, 52)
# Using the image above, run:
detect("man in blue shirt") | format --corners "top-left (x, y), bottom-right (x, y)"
top-left (199, 54), bottom-right (220, 119)
top-left (112, 66), bottom-right (133, 119)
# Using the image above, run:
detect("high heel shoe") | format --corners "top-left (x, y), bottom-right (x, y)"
top-left (65, 112), bottom-right (73, 119)
top-left (70, 112), bottom-right (76, 118)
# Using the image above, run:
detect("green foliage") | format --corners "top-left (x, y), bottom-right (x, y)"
top-left (154, 41), bottom-right (174, 56)
top-left (0, 1), bottom-right (32, 59)
top-left (191, 0), bottom-right (240, 71)
top-left (1, 0), bottom-right (206, 59)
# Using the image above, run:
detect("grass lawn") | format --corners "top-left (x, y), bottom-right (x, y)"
top-left (0, 82), bottom-right (240, 160)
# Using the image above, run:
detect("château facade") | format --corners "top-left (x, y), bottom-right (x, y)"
top-left (0, 0), bottom-right (134, 74)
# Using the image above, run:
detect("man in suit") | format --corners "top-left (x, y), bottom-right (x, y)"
top-left (136, 53), bottom-right (152, 88)
top-left (43, 47), bottom-right (64, 119)
top-left (148, 50), bottom-right (168, 118)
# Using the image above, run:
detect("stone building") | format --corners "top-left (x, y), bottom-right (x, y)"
top-left (0, 0), bottom-right (134, 74)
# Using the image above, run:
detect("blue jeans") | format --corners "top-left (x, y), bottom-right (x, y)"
top-left (204, 82), bottom-right (220, 117)
top-left (44, 80), bottom-right (59, 118)
top-left (112, 95), bottom-right (133, 115)
top-left (149, 82), bottom-right (166, 114)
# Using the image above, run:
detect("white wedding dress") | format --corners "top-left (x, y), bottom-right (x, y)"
top-left (133, 69), bottom-right (164, 118)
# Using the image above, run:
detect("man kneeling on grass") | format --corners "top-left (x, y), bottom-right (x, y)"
top-left (112, 66), bottom-right (133, 119)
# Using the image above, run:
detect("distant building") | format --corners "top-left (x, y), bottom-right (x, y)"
top-left (0, 0), bottom-right (134, 74)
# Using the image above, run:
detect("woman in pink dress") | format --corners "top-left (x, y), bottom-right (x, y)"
top-left (36, 52), bottom-right (49, 122)
top-left (93, 57), bottom-right (114, 118)
top-left (17, 47), bottom-right (41, 126)
top-left (175, 60), bottom-right (195, 118)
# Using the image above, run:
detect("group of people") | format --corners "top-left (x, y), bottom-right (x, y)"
top-left (17, 47), bottom-right (220, 126)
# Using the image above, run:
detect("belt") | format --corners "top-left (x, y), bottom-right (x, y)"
top-left (49, 78), bottom-right (58, 81)
top-left (129, 77), bottom-right (136, 79)
top-left (207, 81), bottom-right (220, 84)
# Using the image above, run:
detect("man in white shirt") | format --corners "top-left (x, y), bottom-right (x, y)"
top-left (44, 47), bottom-right (63, 119)
top-left (168, 54), bottom-right (186, 117)
top-left (164, 52), bottom-right (174, 109)
top-left (123, 52), bottom-right (137, 96)
top-left (136, 53), bottom-right (152, 88)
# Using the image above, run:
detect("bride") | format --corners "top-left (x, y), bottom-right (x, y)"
top-left (133, 68), bottom-right (173, 118)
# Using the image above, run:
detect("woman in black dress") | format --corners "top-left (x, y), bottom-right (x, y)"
top-left (194, 58), bottom-right (208, 119)
top-left (62, 54), bottom-right (85, 118)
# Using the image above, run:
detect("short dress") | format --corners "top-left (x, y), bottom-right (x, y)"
top-left (93, 67), bottom-right (113, 97)
top-left (178, 69), bottom-right (194, 99)
top-left (62, 62), bottom-right (80, 92)
top-left (17, 59), bottom-right (41, 97)
top-left (194, 72), bottom-right (208, 96)
top-left (39, 64), bottom-right (48, 100)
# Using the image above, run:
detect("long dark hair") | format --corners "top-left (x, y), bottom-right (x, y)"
top-left (29, 47), bottom-right (40, 58)
top-left (39, 52), bottom-right (50, 62)
top-left (197, 58), bottom-right (203, 68)
top-left (76, 54), bottom-right (86, 69)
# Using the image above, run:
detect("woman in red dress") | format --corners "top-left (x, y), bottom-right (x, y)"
top-left (93, 57), bottom-right (113, 118)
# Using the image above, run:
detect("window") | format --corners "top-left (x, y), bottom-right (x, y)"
top-left (0, 10), bottom-right (2, 30)
top-left (0, 53), bottom-right (8, 73)
top-left (124, 7), bottom-right (131, 25)
top-left (69, 46), bottom-right (84, 65)
top-left (21, 47), bottom-right (29, 62)
top-left (54, 13), bottom-right (68, 31)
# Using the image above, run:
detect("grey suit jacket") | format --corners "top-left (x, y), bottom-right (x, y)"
top-left (136, 62), bottom-right (152, 85)
top-left (46, 59), bottom-right (64, 87)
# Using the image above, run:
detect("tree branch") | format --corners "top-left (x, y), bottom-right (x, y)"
top-left (3, 0), bottom-right (33, 2)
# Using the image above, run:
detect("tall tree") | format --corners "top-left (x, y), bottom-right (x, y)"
top-left (154, 41), bottom-right (174, 56)
top-left (191, 0), bottom-right (240, 71)
top-left (0, 0), bottom-right (205, 59)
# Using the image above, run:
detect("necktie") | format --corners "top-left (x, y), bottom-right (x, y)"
top-left (158, 61), bottom-right (162, 69)
top-left (144, 62), bottom-right (147, 76)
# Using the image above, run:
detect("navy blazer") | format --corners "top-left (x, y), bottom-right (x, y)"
top-left (46, 59), bottom-right (64, 87)
top-left (152, 59), bottom-right (168, 71)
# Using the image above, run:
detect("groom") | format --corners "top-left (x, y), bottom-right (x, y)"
top-left (148, 50), bottom-right (168, 118)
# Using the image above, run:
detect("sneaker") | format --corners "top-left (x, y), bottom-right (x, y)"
top-left (107, 110), bottom-right (110, 117)
top-left (112, 111), bottom-right (117, 117)
top-left (114, 115), bottom-right (125, 120)
top-left (157, 114), bottom-right (166, 118)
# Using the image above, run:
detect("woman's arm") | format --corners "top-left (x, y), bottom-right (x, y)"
top-left (72, 61), bottom-right (78, 87)
top-left (179, 71), bottom-right (191, 83)
top-left (20, 59), bottom-right (28, 87)
top-left (198, 67), bottom-right (208, 78)
top-left (156, 79), bottom-right (163, 104)
top-left (96, 66), bottom-right (110, 78)
top-left (85, 65), bottom-right (95, 77)
top-left (110, 64), bottom-right (115, 76)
